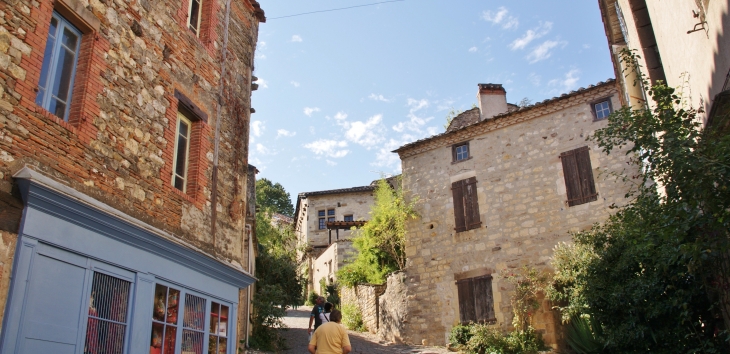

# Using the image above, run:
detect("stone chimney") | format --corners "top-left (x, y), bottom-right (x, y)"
top-left (477, 84), bottom-right (508, 121)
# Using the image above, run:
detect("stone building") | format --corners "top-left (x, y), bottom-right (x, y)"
top-left (0, 0), bottom-right (264, 353)
top-left (597, 0), bottom-right (730, 117)
top-left (390, 81), bottom-right (635, 348)
top-left (294, 184), bottom-right (376, 294)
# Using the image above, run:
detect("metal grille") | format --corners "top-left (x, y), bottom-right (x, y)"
top-left (182, 294), bottom-right (206, 354)
top-left (85, 272), bottom-right (131, 354)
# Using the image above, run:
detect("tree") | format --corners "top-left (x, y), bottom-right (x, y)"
top-left (548, 49), bottom-right (730, 352)
top-left (255, 178), bottom-right (294, 216)
top-left (336, 176), bottom-right (418, 286)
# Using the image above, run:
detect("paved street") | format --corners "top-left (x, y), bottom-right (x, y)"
top-left (273, 306), bottom-right (452, 354)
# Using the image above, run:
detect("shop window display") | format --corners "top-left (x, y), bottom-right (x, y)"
top-left (150, 285), bottom-right (180, 354)
top-left (207, 302), bottom-right (228, 354)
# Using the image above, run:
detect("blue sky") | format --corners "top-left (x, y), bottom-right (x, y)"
top-left (249, 1), bottom-right (614, 202)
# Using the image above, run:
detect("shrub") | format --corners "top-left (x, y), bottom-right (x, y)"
top-left (459, 323), bottom-right (546, 354)
top-left (448, 323), bottom-right (473, 348)
top-left (341, 303), bottom-right (366, 332)
top-left (305, 291), bottom-right (319, 306)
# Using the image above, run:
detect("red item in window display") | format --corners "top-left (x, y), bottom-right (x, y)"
top-left (86, 295), bottom-right (99, 354)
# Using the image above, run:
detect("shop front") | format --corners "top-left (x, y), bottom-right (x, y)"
top-left (0, 168), bottom-right (255, 354)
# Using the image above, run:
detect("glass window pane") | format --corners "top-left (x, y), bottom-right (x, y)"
top-left (86, 273), bottom-right (131, 354)
top-left (150, 322), bottom-right (164, 354)
top-left (164, 325), bottom-right (177, 354)
top-left (217, 337), bottom-right (227, 354)
top-left (49, 99), bottom-right (66, 120)
top-left (36, 35), bottom-right (55, 105)
top-left (207, 335), bottom-right (217, 354)
top-left (51, 46), bottom-right (76, 102)
top-left (182, 330), bottom-right (204, 354)
top-left (327, 209), bottom-right (335, 215)
top-left (328, 217), bottom-right (335, 223)
top-left (174, 176), bottom-right (185, 191)
top-left (179, 119), bottom-right (189, 137)
top-left (61, 27), bottom-right (79, 51)
top-left (189, 0), bottom-right (201, 32)
top-left (318, 210), bottom-right (325, 217)
top-left (175, 134), bottom-right (188, 177)
top-left (49, 17), bottom-right (58, 36)
top-left (209, 303), bottom-right (219, 334)
top-left (219, 305), bottom-right (228, 337)
top-left (166, 288), bottom-right (180, 324)
top-left (184, 294), bottom-right (206, 331)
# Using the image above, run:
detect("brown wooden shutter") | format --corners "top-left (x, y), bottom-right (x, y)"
top-left (452, 180), bottom-right (466, 232)
top-left (575, 147), bottom-right (598, 205)
top-left (473, 276), bottom-right (495, 322)
top-left (457, 278), bottom-right (476, 323)
top-left (463, 177), bottom-right (482, 231)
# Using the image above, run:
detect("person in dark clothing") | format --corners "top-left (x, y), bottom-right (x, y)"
top-left (308, 296), bottom-right (325, 335)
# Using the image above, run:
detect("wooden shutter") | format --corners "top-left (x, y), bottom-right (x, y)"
top-left (463, 177), bottom-right (482, 231)
top-left (452, 180), bottom-right (466, 232)
top-left (456, 278), bottom-right (476, 323)
top-left (473, 276), bottom-right (495, 322)
top-left (561, 146), bottom-right (597, 206)
top-left (453, 178), bottom-right (481, 232)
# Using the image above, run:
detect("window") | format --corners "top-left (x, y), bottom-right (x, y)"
top-left (36, 11), bottom-right (82, 121)
top-left (452, 177), bottom-right (481, 232)
top-left (343, 215), bottom-right (354, 222)
top-left (592, 99), bottom-right (613, 120)
top-left (327, 209), bottom-right (335, 216)
top-left (209, 302), bottom-right (229, 353)
top-left (172, 111), bottom-right (192, 192)
top-left (187, 0), bottom-right (203, 36)
top-left (452, 142), bottom-right (470, 162)
top-left (150, 284), bottom-right (228, 354)
top-left (456, 275), bottom-right (495, 324)
top-left (318, 210), bottom-right (326, 230)
top-left (85, 272), bottom-right (132, 354)
top-left (560, 146), bottom-right (598, 206)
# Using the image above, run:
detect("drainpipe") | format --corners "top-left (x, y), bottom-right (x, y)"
top-left (246, 223), bottom-right (254, 348)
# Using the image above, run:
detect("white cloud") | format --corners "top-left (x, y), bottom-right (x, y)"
top-left (368, 94), bottom-right (392, 103)
top-left (258, 41), bottom-right (267, 48)
top-left (304, 139), bottom-right (349, 158)
top-left (256, 53), bottom-right (267, 60)
top-left (291, 35), bottom-right (303, 42)
top-left (303, 107), bottom-right (320, 117)
top-left (372, 139), bottom-right (404, 171)
top-left (255, 143), bottom-right (270, 155)
top-left (290, 81), bottom-right (300, 87)
top-left (468, 46), bottom-right (478, 52)
top-left (527, 40), bottom-right (566, 63)
top-left (344, 114), bottom-right (385, 148)
top-left (549, 69), bottom-right (581, 92)
top-left (510, 22), bottom-right (553, 50)
top-left (251, 120), bottom-right (264, 137)
top-left (326, 160), bottom-right (337, 166)
top-left (392, 99), bottom-right (432, 133)
top-left (256, 78), bottom-right (269, 89)
top-left (277, 129), bottom-right (296, 138)
top-left (482, 7), bottom-right (519, 29)
top-left (334, 112), bottom-right (348, 121)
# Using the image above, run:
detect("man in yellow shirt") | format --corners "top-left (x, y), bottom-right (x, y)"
top-left (308, 309), bottom-right (352, 354)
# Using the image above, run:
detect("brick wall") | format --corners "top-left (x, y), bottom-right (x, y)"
top-left (0, 0), bottom-right (264, 344)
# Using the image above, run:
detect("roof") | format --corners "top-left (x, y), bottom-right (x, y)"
top-left (393, 79), bottom-right (616, 156)
top-left (298, 185), bottom-right (375, 198)
top-left (446, 107), bottom-right (480, 132)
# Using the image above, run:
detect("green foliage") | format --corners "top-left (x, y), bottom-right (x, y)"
top-left (564, 316), bottom-right (602, 354)
top-left (336, 176), bottom-right (418, 286)
top-left (450, 323), bottom-right (546, 354)
top-left (305, 291), bottom-right (319, 306)
top-left (548, 49), bottom-right (730, 352)
top-left (444, 108), bottom-right (464, 130)
top-left (249, 179), bottom-right (302, 351)
top-left (325, 283), bottom-right (340, 307)
top-left (500, 266), bottom-right (549, 332)
top-left (341, 303), bottom-right (366, 332)
top-left (255, 178), bottom-right (294, 216)
top-left (546, 242), bottom-right (596, 322)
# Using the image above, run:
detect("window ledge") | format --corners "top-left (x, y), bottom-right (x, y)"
top-left (451, 156), bottom-right (473, 164)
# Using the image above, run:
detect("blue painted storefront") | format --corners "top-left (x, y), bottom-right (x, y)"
top-left (0, 168), bottom-right (255, 354)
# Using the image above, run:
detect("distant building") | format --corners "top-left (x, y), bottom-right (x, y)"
top-left (389, 81), bottom-right (636, 349)
top-left (597, 0), bottom-right (730, 122)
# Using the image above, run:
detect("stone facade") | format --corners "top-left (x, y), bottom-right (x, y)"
top-left (0, 0), bottom-right (264, 351)
top-left (294, 186), bottom-right (375, 293)
top-left (393, 81), bottom-right (636, 348)
top-left (340, 283), bottom-right (386, 334)
top-left (598, 0), bottom-right (730, 117)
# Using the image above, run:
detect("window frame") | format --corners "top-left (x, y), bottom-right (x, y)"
top-left (560, 146), bottom-right (598, 206)
top-left (36, 11), bottom-right (83, 122)
top-left (150, 280), bottom-right (233, 354)
top-left (452, 142), bottom-right (471, 163)
top-left (456, 275), bottom-right (496, 324)
top-left (187, 0), bottom-right (203, 36)
top-left (172, 111), bottom-right (193, 193)
top-left (343, 215), bottom-right (354, 222)
top-left (590, 98), bottom-right (613, 121)
top-left (318, 210), bottom-right (326, 230)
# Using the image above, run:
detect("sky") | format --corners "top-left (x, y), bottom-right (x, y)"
top-left (248, 0), bottom-right (615, 203)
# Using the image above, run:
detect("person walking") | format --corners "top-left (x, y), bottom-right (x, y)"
top-left (308, 296), bottom-right (325, 335)
top-left (319, 302), bottom-right (333, 324)
top-left (308, 309), bottom-right (351, 354)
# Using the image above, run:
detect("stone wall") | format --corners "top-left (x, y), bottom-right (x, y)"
top-left (396, 83), bottom-right (636, 348)
top-left (341, 283), bottom-right (386, 334)
top-left (378, 271), bottom-right (409, 343)
top-left (296, 190), bottom-right (375, 247)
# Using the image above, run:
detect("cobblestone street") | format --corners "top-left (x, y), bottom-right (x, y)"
top-left (270, 306), bottom-right (452, 354)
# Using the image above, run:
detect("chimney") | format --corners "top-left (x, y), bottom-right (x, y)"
top-left (477, 84), bottom-right (508, 121)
